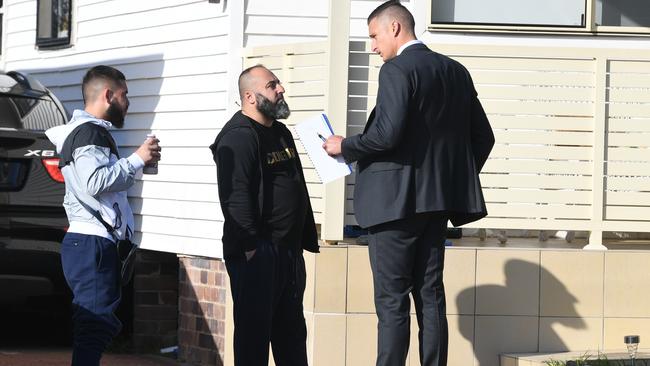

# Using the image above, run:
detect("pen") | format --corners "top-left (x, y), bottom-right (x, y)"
top-left (317, 133), bottom-right (327, 142)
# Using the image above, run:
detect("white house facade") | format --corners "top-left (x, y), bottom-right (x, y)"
top-left (3, 1), bottom-right (650, 365)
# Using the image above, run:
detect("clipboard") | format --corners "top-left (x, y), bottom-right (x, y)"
top-left (294, 113), bottom-right (352, 184)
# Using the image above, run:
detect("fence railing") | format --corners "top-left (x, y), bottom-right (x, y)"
top-left (244, 40), bottom-right (650, 247)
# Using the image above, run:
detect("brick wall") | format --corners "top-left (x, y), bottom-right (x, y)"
top-left (178, 257), bottom-right (227, 365)
top-left (132, 249), bottom-right (179, 352)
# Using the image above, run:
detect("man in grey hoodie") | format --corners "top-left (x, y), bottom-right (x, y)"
top-left (45, 65), bottom-right (160, 366)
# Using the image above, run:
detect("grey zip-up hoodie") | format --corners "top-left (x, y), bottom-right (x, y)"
top-left (46, 110), bottom-right (145, 243)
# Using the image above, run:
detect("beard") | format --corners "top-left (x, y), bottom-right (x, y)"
top-left (255, 93), bottom-right (291, 120)
top-left (106, 98), bottom-right (126, 128)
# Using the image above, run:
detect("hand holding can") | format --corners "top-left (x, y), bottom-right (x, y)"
top-left (143, 133), bottom-right (159, 175)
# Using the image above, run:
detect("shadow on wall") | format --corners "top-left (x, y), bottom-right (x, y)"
top-left (456, 259), bottom-right (585, 366)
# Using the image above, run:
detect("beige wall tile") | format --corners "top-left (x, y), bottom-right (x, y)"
top-left (500, 355), bottom-right (533, 366)
top-left (604, 252), bottom-right (650, 317)
top-left (539, 317), bottom-right (602, 353)
top-left (304, 313), bottom-right (314, 366)
top-left (474, 316), bottom-right (539, 366)
top-left (347, 314), bottom-right (378, 366)
top-left (449, 315), bottom-right (476, 366)
top-left (347, 246), bottom-right (374, 313)
top-left (603, 318), bottom-right (650, 350)
top-left (311, 314), bottom-right (346, 366)
top-left (406, 315), bottom-right (474, 366)
top-left (500, 355), bottom-right (517, 366)
top-left (269, 346), bottom-right (276, 366)
top-left (304, 251), bottom-right (316, 312)
top-left (314, 246), bottom-right (348, 313)
top-left (446, 248), bottom-right (477, 315)
top-left (540, 251), bottom-right (604, 317)
top-left (408, 315), bottom-right (420, 366)
top-left (476, 250), bottom-right (540, 316)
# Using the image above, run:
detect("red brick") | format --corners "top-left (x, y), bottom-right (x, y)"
top-left (202, 349), bottom-right (218, 365)
top-left (160, 262), bottom-right (177, 276)
top-left (199, 333), bottom-right (216, 349)
top-left (193, 270), bottom-right (203, 284)
top-left (157, 319), bottom-right (178, 333)
top-left (191, 257), bottom-right (211, 269)
top-left (179, 283), bottom-right (192, 298)
top-left (179, 267), bottom-right (187, 283)
top-left (133, 320), bottom-right (159, 334)
top-left (134, 275), bottom-right (177, 291)
top-left (159, 290), bottom-right (178, 305)
top-left (206, 303), bottom-right (214, 318)
top-left (135, 305), bottom-right (178, 321)
top-left (178, 315), bottom-right (193, 331)
top-left (137, 248), bottom-right (174, 262)
top-left (135, 261), bottom-right (160, 275)
top-left (179, 298), bottom-right (193, 314)
top-left (215, 272), bottom-right (224, 287)
top-left (214, 305), bottom-right (225, 320)
top-left (135, 292), bottom-right (159, 305)
top-left (196, 317), bottom-right (209, 333)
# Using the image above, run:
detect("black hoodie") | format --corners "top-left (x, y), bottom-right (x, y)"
top-left (210, 111), bottom-right (319, 258)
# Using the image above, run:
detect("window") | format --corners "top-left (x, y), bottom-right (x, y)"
top-left (36, 0), bottom-right (71, 48)
top-left (1, 0), bottom-right (4, 53)
top-left (596, 0), bottom-right (650, 28)
top-left (429, 0), bottom-right (650, 34)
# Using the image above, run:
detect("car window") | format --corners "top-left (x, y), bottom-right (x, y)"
top-left (0, 94), bottom-right (67, 130)
top-left (0, 96), bottom-right (22, 128)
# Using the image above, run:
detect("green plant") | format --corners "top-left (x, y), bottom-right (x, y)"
top-left (544, 351), bottom-right (629, 366)
top-left (544, 359), bottom-right (566, 366)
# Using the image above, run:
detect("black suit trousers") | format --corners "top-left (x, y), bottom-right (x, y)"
top-left (368, 212), bottom-right (448, 366)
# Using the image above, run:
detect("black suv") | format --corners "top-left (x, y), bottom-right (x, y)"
top-left (0, 71), bottom-right (70, 331)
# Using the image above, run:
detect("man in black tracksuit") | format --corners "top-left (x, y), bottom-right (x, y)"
top-left (210, 64), bottom-right (319, 366)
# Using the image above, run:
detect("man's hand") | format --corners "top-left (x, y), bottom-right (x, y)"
top-left (322, 135), bottom-right (344, 156)
top-left (245, 249), bottom-right (256, 261)
top-left (136, 137), bottom-right (161, 165)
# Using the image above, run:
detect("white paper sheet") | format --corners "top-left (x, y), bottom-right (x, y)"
top-left (294, 113), bottom-right (352, 184)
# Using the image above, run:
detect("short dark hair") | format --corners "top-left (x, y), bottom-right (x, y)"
top-left (238, 64), bottom-right (267, 99)
top-left (367, 0), bottom-right (415, 35)
top-left (82, 65), bottom-right (126, 104)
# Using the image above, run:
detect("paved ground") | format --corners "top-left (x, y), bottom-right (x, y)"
top-left (0, 349), bottom-right (180, 366)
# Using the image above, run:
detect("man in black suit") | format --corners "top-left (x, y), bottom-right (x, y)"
top-left (323, 1), bottom-right (494, 365)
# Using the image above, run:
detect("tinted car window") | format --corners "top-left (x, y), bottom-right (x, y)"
top-left (0, 94), bottom-right (67, 130)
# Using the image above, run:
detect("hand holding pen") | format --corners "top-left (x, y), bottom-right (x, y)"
top-left (322, 134), bottom-right (344, 156)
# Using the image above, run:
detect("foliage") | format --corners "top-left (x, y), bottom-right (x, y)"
top-left (543, 351), bottom-right (632, 366)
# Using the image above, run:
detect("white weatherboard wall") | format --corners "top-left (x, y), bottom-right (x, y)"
top-left (243, 0), bottom-right (416, 47)
top-left (2, 0), bottom-right (230, 258)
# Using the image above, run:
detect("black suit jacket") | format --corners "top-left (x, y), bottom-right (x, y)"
top-left (342, 43), bottom-right (495, 228)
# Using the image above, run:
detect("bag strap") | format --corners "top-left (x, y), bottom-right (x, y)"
top-left (67, 161), bottom-right (120, 243)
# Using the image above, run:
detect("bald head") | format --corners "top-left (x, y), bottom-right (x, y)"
top-left (238, 64), bottom-right (268, 101)
top-left (368, 0), bottom-right (415, 36)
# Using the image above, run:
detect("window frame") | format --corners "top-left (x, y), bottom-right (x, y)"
top-left (427, 0), bottom-right (650, 36)
top-left (36, 0), bottom-right (72, 49)
top-left (1, 0), bottom-right (4, 54)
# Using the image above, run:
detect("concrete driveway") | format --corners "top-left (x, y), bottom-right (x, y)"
top-left (0, 349), bottom-right (180, 366)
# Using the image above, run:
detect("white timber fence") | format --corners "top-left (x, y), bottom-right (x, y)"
top-left (245, 40), bottom-right (650, 247)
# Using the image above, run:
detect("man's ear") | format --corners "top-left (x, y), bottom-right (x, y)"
top-left (104, 88), bottom-right (114, 104)
top-left (244, 90), bottom-right (255, 105)
top-left (391, 20), bottom-right (401, 37)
